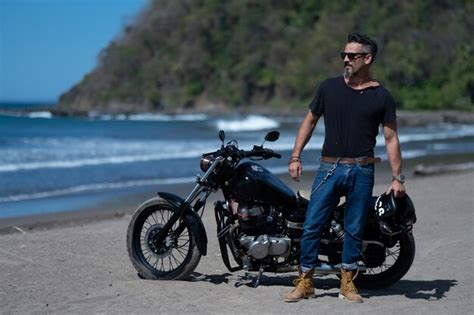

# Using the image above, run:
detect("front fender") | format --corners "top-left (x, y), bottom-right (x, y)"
top-left (157, 192), bottom-right (208, 256)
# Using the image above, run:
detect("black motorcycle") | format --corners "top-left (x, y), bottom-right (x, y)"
top-left (127, 130), bottom-right (415, 289)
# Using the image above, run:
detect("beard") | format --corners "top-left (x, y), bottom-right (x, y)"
top-left (343, 62), bottom-right (358, 79)
top-left (343, 67), bottom-right (352, 79)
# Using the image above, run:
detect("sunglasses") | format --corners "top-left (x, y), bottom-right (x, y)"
top-left (340, 52), bottom-right (369, 60)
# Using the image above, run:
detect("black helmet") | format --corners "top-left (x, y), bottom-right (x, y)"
top-left (374, 191), bottom-right (417, 235)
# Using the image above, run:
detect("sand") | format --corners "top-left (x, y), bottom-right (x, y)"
top-left (0, 166), bottom-right (473, 314)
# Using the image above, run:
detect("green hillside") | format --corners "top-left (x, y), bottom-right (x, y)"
top-left (58, 0), bottom-right (474, 114)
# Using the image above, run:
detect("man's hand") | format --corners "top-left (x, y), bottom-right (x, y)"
top-left (288, 160), bottom-right (302, 181)
top-left (386, 180), bottom-right (406, 197)
top-left (288, 111), bottom-right (319, 182)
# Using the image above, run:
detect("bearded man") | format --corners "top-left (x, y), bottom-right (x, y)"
top-left (285, 33), bottom-right (405, 303)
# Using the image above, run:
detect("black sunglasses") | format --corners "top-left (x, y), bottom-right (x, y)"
top-left (340, 52), bottom-right (369, 60)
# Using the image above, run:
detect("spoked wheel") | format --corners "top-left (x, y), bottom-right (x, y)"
top-left (127, 199), bottom-right (201, 280)
top-left (355, 232), bottom-right (415, 289)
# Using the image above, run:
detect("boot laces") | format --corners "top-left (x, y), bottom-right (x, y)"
top-left (292, 278), bottom-right (311, 291)
top-left (343, 269), bottom-right (360, 293)
top-left (347, 279), bottom-right (359, 293)
top-left (349, 268), bottom-right (359, 292)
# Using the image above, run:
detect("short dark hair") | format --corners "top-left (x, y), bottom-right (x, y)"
top-left (347, 33), bottom-right (378, 62)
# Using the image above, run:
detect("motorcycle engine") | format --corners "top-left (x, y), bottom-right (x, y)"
top-left (239, 235), bottom-right (291, 260)
top-left (233, 202), bottom-right (276, 235)
top-left (229, 201), bottom-right (291, 260)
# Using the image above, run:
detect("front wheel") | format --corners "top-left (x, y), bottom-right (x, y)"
top-left (126, 199), bottom-right (201, 280)
top-left (356, 232), bottom-right (415, 289)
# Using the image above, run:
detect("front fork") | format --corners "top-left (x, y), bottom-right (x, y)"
top-left (151, 188), bottom-right (203, 250)
top-left (152, 157), bottom-right (224, 249)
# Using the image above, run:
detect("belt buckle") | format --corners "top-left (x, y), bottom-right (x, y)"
top-left (356, 157), bottom-right (368, 165)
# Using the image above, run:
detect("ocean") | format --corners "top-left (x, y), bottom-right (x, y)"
top-left (1, 110), bottom-right (474, 219)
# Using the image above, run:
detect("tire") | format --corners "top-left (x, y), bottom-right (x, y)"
top-left (126, 199), bottom-right (201, 280)
top-left (355, 232), bottom-right (415, 289)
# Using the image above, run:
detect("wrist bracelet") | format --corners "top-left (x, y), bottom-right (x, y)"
top-left (288, 158), bottom-right (301, 165)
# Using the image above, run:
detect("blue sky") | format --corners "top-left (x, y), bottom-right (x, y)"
top-left (0, 0), bottom-right (148, 103)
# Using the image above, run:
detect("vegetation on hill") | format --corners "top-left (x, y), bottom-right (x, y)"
top-left (58, 0), bottom-right (473, 114)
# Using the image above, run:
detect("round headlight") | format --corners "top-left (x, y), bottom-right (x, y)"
top-left (200, 154), bottom-right (214, 172)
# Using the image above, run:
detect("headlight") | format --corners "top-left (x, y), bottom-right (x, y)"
top-left (200, 154), bottom-right (215, 172)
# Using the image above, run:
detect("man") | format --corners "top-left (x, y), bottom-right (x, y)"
top-left (284, 33), bottom-right (406, 303)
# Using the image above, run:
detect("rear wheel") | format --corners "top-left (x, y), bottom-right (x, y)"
top-left (356, 232), bottom-right (415, 289)
top-left (126, 200), bottom-right (201, 280)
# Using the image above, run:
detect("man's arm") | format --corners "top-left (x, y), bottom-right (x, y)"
top-left (383, 121), bottom-right (405, 197)
top-left (288, 110), bottom-right (320, 181)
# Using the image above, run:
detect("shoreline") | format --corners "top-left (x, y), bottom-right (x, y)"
top-left (2, 106), bottom-right (474, 126)
top-left (1, 152), bottom-right (473, 234)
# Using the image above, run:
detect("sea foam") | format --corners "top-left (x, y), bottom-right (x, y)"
top-left (216, 115), bottom-right (280, 131)
top-left (0, 177), bottom-right (195, 203)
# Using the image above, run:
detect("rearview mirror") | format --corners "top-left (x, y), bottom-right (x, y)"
top-left (219, 130), bottom-right (225, 142)
top-left (265, 131), bottom-right (280, 142)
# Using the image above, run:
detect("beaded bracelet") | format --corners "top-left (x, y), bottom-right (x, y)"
top-left (288, 157), bottom-right (301, 165)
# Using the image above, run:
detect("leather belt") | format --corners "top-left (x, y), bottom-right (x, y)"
top-left (321, 156), bottom-right (381, 165)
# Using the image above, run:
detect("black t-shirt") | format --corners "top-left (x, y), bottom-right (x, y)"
top-left (309, 76), bottom-right (396, 158)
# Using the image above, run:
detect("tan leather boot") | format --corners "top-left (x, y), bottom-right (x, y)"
top-left (283, 268), bottom-right (315, 302)
top-left (339, 268), bottom-right (363, 303)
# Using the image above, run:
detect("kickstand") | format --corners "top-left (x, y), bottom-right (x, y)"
top-left (234, 267), bottom-right (264, 288)
top-left (253, 264), bottom-right (264, 288)
top-left (235, 256), bottom-right (252, 288)
top-left (235, 257), bottom-right (265, 288)
top-left (234, 272), bottom-right (253, 288)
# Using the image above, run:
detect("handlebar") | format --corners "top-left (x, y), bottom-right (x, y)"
top-left (212, 144), bottom-right (281, 162)
top-left (240, 147), bottom-right (281, 160)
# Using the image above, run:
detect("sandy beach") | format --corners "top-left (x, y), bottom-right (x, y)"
top-left (0, 161), bottom-right (473, 314)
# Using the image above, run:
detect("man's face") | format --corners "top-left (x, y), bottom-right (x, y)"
top-left (341, 42), bottom-right (371, 78)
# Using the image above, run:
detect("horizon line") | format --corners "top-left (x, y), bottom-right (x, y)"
top-left (0, 100), bottom-right (58, 106)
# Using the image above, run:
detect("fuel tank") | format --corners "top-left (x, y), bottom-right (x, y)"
top-left (228, 162), bottom-right (297, 209)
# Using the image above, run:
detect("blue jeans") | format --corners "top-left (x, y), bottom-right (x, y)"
top-left (300, 161), bottom-right (374, 271)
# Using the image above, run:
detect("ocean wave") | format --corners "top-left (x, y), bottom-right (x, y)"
top-left (398, 129), bottom-right (474, 142)
top-left (93, 112), bottom-right (208, 121)
top-left (3, 128), bottom-right (470, 172)
top-left (401, 149), bottom-right (432, 159)
top-left (128, 113), bottom-right (208, 121)
top-left (2, 119), bottom-right (473, 172)
top-left (95, 113), bottom-right (127, 120)
top-left (0, 136), bottom-right (222, 170)
top-left (0, 150), bottom-right (209, 172)
top-left (0, 147), bottom-right (465, 203)
top-left (216, 115), bottom-right (280, 131)
top-left (28, 111), bottom-right (53, 119)
top-left (0, 177), bottom-right (195, 203)
top-left (373, 125), bottom-right (474, 147)
top-left (0, 111), bottom-right (53, 119)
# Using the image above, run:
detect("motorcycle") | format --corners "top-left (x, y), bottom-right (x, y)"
top-left (127, 130), bottom-right (415, 289)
